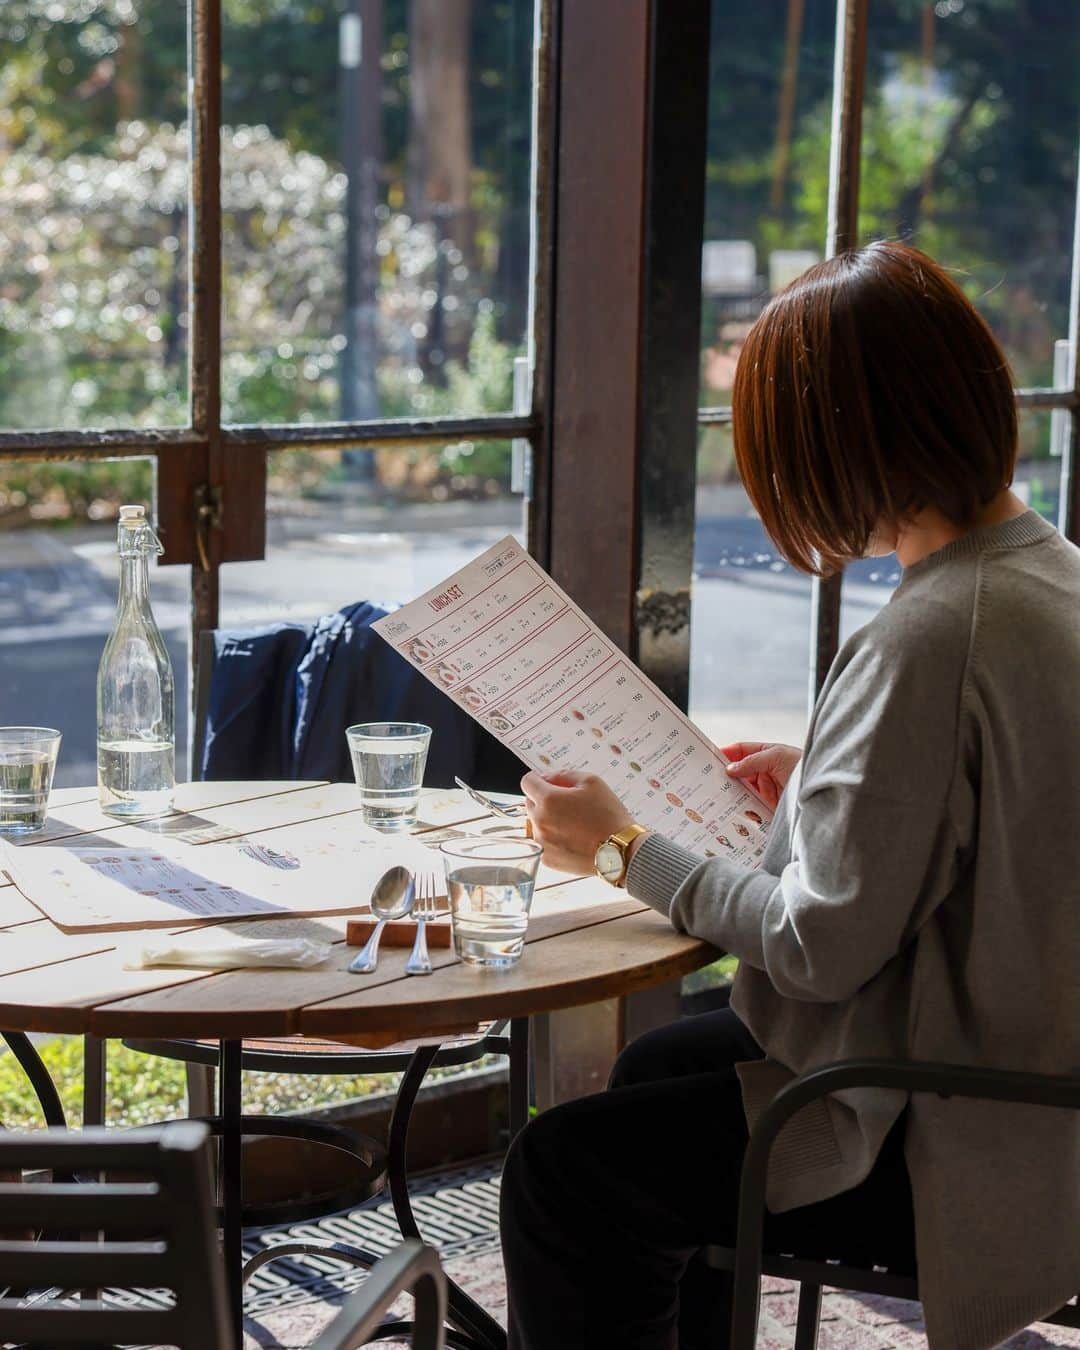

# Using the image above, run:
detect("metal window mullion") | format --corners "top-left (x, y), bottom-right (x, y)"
top-left (809, 0), bottom-right (868, 710)
top-left (0, 418), bottom-right (536, 459)
top-left (698, 389), bottom-right (1080, 427)
top-left (526, 0), bottom-right (558, 569)
top-left (1058, 137), bottom-right (1080, 545)
top-left (189, 0), bottom-right (224, 638)
top-left (223, 413), bottom-right (538, 451)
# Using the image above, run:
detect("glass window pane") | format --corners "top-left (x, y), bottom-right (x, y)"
top-left (692, 1), bottom-right (838, 750)
top-left (691, 426), bottom-right (812, 750)
top-left (839, 409), bottom-right (1063, 642)
top-left (699, 0), bottom-right (837, 411)
top-left (0, 3), bottom-right (189, 430)
top-left (860, 2), bottom-right (1080, 387)
top-left (220, 443), bottom-right (524, 625)
top-left (221, 0), bottom-right (536, 426)
top-left (0, 460), bottom-right (190, 786)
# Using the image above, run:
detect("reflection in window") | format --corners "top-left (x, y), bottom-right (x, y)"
top-left (0, 2), bottom-right (189, 430)
top-left (0, 460), bottom-right (189, 785)
top-left (221, 0), bottom-right (536, 426)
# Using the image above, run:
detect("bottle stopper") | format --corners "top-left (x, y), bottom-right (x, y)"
top-left (119, 504), bottom-right (147, 527)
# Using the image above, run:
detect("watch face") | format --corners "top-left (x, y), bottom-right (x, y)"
top-left (595, 841), bottom-right (623, 882)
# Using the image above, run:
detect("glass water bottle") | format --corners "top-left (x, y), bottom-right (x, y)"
top-left (96, 505), bottom-right (175, 818)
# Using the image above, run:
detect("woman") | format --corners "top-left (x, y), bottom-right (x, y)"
top-left (499, 241), bottom-right (1080, 1350)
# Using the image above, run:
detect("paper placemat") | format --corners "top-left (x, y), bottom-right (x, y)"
top-left (0, 825), bottom-right (447, 934)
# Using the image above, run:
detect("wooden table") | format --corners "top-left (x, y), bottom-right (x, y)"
top-left (0, 780), bottom-right (717, 1347)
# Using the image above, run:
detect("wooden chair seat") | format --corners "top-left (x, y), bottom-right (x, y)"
top-left (123, 1021), bottom-right (502, 1075)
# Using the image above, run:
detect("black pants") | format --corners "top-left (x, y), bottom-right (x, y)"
top-left (500, 1007), bottom-right (915, 1349)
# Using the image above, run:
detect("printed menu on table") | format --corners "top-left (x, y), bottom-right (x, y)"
top-left (374, 536), bottom-right (772, 866)
top-left (0, 825), bottom-right (445, 933)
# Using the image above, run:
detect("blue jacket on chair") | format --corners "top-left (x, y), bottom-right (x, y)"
top-left (199, 601), bottom-right (524, 792)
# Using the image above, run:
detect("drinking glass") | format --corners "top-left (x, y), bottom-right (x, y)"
top-left (440, 837), bottom-right (544, 968)
top-left (0, 727), bottom-right (62, 835)
top-left (346, 722), bottom-right (432, 832)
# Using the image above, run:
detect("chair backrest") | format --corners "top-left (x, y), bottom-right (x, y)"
top-left (191, 626), bottom-right (218, 781)
top-left (0, 1121), bottom-right (234, 1350)
top-left (195, 608), bottom-right (525, 792)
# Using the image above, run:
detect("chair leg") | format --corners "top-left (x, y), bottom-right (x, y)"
top-left (793, 1282), bottom-right (822, 1350)
top-left (186, 1062), bottom-right (216, 1119)
top-left (82, 1036), bottom-right (106, 1127)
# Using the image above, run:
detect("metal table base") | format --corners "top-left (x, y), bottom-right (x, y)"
top-left (3, 1018), bottom-right (528, 1348)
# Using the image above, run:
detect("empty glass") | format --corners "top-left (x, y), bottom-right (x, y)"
top-left (440, 837), bottom-right (544, 968)
top-left (0, 727), bottom-right (61, 835)
top-left (346, 722), bottom-right (432, 832)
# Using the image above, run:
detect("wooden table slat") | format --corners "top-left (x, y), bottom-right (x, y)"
top-left (300, 910), bottom-right (712, 1040)
top-left (84, 891), bottom-right (648, 1039)
top-left (7, 779), bottom-right (330, 851)
top-left (0, 784), bottom-right (716, 1041)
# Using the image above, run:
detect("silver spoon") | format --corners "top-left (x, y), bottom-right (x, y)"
top-left (349, 866), bottom-right (415, 974)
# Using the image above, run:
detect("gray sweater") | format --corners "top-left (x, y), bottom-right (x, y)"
top-left (627, 511), bottom-right (1080, 1350)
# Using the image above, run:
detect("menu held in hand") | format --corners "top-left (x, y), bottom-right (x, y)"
top-left (374, 536), bottom-right (772, 865)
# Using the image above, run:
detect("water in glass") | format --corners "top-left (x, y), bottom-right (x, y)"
top-left (96, 506), bottom-right (175, 819)
top-left (0, 729), bottom-right (61, 834)
top-left (96, 739), bottom-right (175, 819)
top-left (446, 864), bottom-right (536, 967)
top-left (346, 723), bottom-right (431, 832)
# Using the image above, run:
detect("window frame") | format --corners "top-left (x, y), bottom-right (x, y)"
top-left (0, 0), bottom-right (550, 651)
top-left (696, 0), bottom-right (1080, 709)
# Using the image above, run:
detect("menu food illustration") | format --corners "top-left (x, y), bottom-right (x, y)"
top-left (374, 537), bottom-right (772, 865)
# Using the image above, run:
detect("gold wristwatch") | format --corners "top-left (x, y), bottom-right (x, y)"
top-left (595, 823), bottom-right (649, 888)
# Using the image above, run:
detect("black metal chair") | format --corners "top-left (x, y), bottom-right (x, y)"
top-left (0, 1120), bottom-right (447, 1349)
top-left (705, 1059), bottom-right (1080, 1348)
top-left (120, 1024), bottom-right (517, 1225)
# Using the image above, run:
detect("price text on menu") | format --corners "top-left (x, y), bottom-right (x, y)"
top-left (374, 536), bottom-right (772, 864)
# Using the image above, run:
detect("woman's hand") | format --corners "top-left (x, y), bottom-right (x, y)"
top-left (719, 741), bottom-right (802, 811)
top-left (521, 770), bottom-right (636, 876)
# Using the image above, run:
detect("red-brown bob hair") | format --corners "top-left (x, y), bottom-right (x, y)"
top-left (731, 240), bottom-right (1017, 576)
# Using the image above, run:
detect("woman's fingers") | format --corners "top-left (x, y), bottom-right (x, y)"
top-left (725, 749), bottom-right (775, 777)
top-left (718, 741), bottom-right (766, 764)
top-left (521, 769), bottom-right (591, 798)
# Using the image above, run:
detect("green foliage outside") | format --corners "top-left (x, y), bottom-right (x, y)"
top-left (0, 1034), bottom-right (486, 1130)
top-left (683, 954), bottom-right (739, 998)
top-left (0, 0), bottom-right (530, 505)
top-left (698, 0), bottom-right (1079, 483)
top-left (3, 0), bottom-right (1077, 499)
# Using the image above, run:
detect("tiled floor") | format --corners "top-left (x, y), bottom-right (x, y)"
top-left (237, 1163), bottom-right (1080, 1349)
top-left (245, 1268), bottom-right (1080, 1349)
top-left (755, 1279), bottom-right (1080, 1350)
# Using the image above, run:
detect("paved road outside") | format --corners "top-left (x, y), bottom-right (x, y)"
top-left (0, 480), bottom-right (1006, 788)
top-left (0, 486), bottom-right (901, 788)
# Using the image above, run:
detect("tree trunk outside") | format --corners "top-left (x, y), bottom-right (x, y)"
top-left (407, 0), bottom-right (474, 257)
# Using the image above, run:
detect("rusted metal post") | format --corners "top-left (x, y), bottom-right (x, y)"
top-left (1058, 138), bottom-right (1080, 547)
top-left (189, 0), bottom-right (224, 642)
top-left (809, 0), bottom-right (868, 706)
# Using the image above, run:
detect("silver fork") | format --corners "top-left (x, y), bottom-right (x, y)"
top-left (405, 868), bottom-right (440, 976)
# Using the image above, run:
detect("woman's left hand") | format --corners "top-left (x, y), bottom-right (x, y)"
top-left (521, 770), bottom-right (635, 875)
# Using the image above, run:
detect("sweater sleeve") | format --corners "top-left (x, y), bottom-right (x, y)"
top-left (627, 602), bottom-right (971, 1003)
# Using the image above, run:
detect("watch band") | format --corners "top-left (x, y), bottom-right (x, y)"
top-left (609, 823), bottom-right (649, 886)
